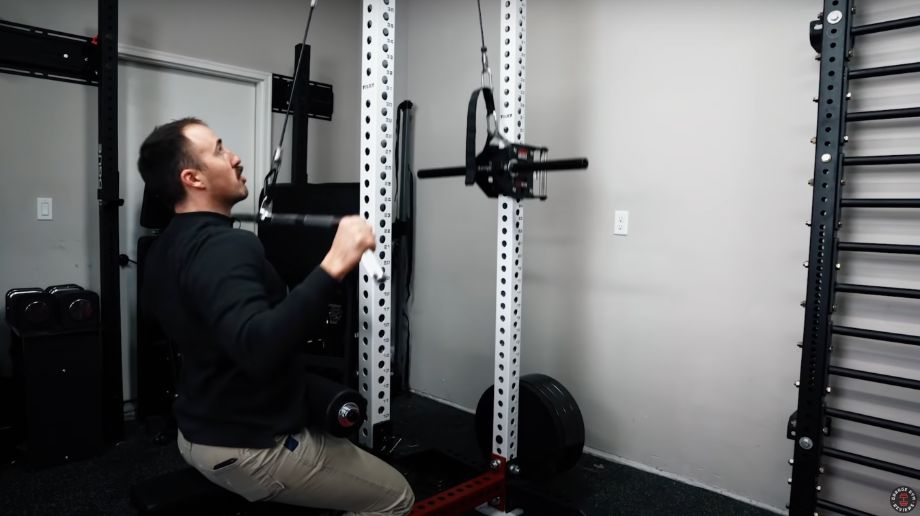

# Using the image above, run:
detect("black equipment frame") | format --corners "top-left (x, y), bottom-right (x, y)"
top-left (0, 19), bottom-right (100, 85)
top-left (789, 2), bottom-right (920, 513)
top-left (270, 45), bottom-right (334, 184)
top-left (97, 0), bottom-right (124, 442)
top-left (789, 2), bottom-right (854, 509)
top-left (291, 44), bottom-right (310, 185)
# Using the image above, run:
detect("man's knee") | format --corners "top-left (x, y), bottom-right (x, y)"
top-left (384, 474), bottom-right (414, 516)
top-left (392, 484), bottom-right (415, 516)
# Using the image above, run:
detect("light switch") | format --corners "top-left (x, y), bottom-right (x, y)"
top-left (37, 197), bottom-right (52, 220)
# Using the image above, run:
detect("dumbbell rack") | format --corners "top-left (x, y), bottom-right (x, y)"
top-left (788, 2), bottom-right (920, 514)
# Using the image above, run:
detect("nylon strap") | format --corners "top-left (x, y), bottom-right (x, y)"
top-left (466, 87), bottom-right (495, 185)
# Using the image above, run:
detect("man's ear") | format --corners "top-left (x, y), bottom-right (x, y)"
top-left (179, 168), bottom-right (205, 190)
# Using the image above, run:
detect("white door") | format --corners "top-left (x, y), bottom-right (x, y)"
top-left (117, 49), bottom-right (271, 402)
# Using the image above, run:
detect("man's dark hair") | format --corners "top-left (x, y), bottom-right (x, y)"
top-left (137, 117), bottom-right (205, 209)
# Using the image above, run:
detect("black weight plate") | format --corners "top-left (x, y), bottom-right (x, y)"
top-left (474, 373), bottom-right (584, 480)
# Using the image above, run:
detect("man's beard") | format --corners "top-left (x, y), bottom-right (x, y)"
top-left (233, 185), bottom-right (249, 204)
top-left (233, 164), bottom-right (248, 203)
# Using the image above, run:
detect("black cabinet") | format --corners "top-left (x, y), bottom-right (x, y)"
top-left (6, 286), bottom-right (103, 467)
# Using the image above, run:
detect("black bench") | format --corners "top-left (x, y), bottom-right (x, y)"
top-left (130, 466), bottom-right (333, 515)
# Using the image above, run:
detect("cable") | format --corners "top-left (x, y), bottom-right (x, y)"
top-left (260, 0), bottom-right (318, 214)
top-left (251, 1), bottom-right (387, 284)
top-left (474, 0), bottom-right (497, 134)
top-left (476, 0), bottom-right (487, 53)
top-left (277, 1), bottom-right (317, 150)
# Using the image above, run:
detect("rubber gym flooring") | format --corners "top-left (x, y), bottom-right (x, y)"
top-left (0, 393), bottom-right (777, 515)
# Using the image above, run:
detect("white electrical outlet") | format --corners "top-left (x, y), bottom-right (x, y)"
top-left (37, 197), bottom-right (53, 220)
top-left (614, 210), bottom-right (628, 235)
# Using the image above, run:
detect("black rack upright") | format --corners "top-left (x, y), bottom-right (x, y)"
top-left (97, 0), bottom-right (124, 443)
top-left (788, 2), bottom-right (920, 514)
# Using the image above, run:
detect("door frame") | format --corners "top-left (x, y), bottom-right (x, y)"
top-left (118, 44), bottom-right (273, 218)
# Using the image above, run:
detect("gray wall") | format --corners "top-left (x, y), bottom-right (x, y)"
top-left (402, 0), bottom-right (920, 513)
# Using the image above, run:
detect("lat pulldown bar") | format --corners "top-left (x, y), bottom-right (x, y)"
top-left (417, 158), bottom-right (588, 178)
top-left (416, 138), bottom-right (588, 201)
top-left (235, 212), bottom-right (338, 229)
top-left (234, 212), bottom-right (387, 283)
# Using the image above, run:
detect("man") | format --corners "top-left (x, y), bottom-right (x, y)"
top-left (138, 117), bottom-right (414, 515)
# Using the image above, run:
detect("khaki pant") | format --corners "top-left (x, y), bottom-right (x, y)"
top-left (177, 428), bottom-right (414, 516)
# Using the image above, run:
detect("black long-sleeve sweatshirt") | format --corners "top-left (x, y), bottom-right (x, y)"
top-left (142, 211), bottom-right (338, 448)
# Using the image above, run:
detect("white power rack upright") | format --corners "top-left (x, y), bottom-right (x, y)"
top-left (492, 0), bottom-right (527, 465)
top-left (359, 0), bottom-right (396, 450)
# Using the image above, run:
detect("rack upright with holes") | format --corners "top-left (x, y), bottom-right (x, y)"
top-left (406, 1), bottom-right (536, 514)
top-left (491, 0), bottom-right (527, 472)
top-left (358, 0), bottom-right (396, 452)
top-left (788, 2), bottom-right (920, 514)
